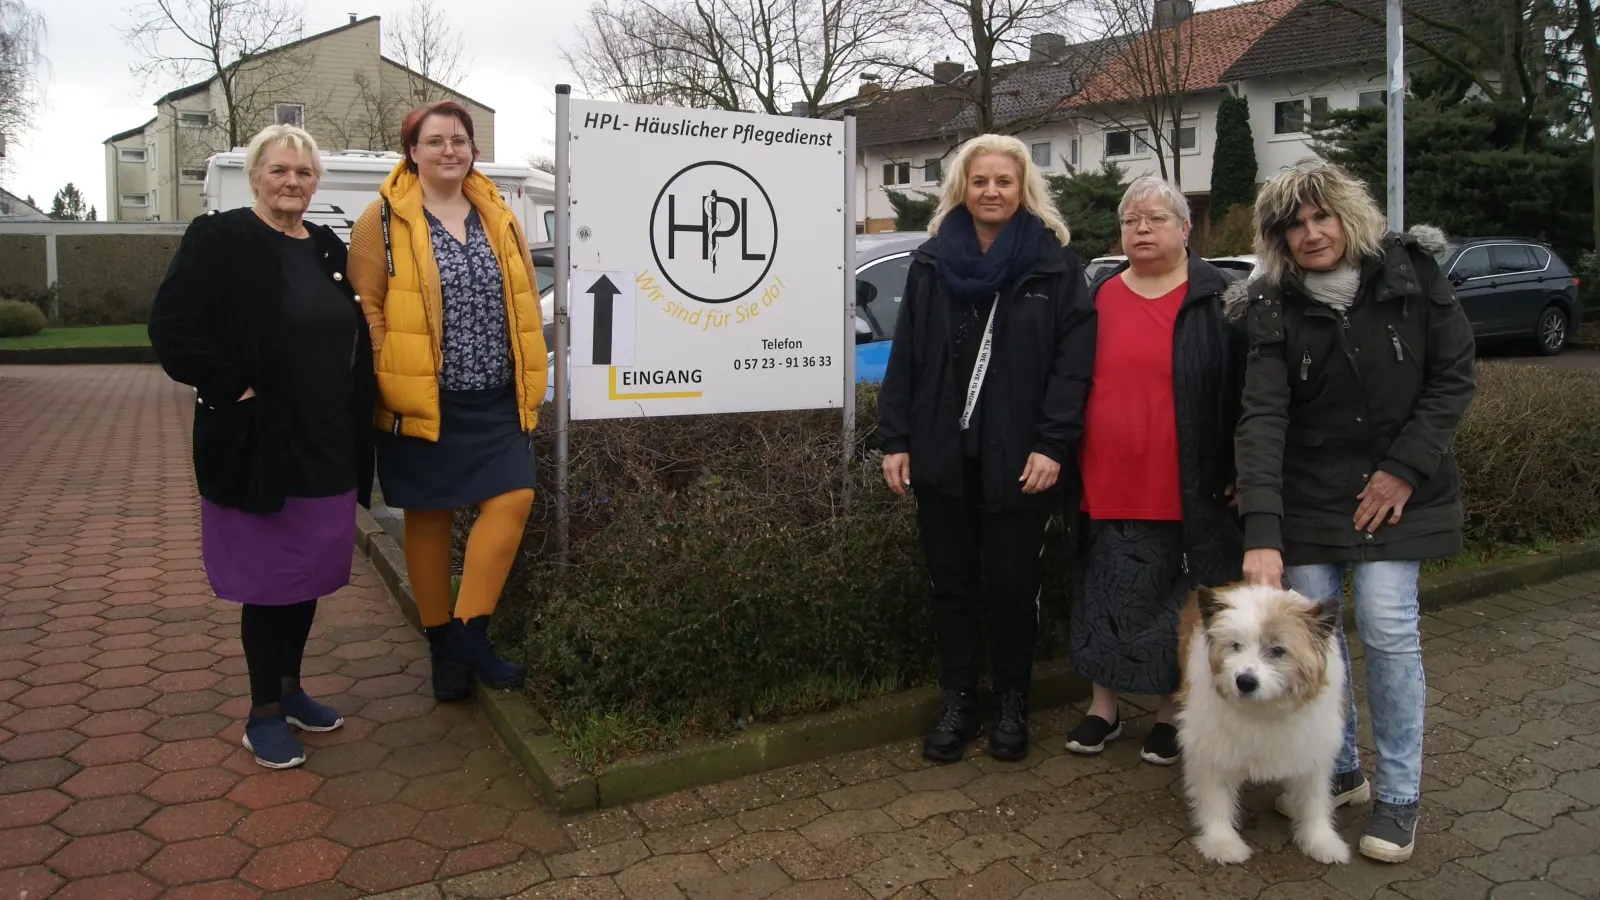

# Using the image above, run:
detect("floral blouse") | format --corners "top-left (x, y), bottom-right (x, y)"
top-left (426, 208), bottom-right (513, 391)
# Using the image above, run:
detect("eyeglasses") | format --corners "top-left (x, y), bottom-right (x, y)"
top-left (418, 136), bottom-right (472, 154)
top-left (1119, 212), bottom-right (1177, 230)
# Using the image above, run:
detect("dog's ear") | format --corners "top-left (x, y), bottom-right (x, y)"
top-left (1311, 598), bottom-right (1340, 641)
top-left (1197, 585), bottom-right (1225, 624)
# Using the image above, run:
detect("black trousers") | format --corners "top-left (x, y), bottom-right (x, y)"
top-left (240, 599), bottom-right (318, 708)
top-left (914, 465), bottom-right (1050, 696)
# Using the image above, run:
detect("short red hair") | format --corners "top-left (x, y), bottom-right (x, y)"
top-left (400, 101), bottom-right (479, 172)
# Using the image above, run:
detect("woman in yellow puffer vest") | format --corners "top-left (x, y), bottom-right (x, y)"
top-left (348, 101), bottom-right (547, 699)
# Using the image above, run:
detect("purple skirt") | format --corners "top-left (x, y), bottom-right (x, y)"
top-left (200, 491), bottom-right (357, 605)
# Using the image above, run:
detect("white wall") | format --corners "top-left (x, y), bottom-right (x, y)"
top-left (861, 139), bottom-right (956, 225)
top-left (1238, 66), bottom-right (1387, 178)
top-left (1069, 91), bottom-right (1225, 193)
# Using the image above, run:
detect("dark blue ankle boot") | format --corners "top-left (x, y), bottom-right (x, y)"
top-left (446, 616), bottom-right (525, 689)
top-left (425, 624), bottom-right (472, 702)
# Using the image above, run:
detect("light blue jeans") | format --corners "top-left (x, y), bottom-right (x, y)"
top-left (1284, 560), bottom-right (1424, 806)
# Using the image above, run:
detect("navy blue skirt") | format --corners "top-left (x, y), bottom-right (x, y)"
top-left (375, 382), bottom-right (535, 511)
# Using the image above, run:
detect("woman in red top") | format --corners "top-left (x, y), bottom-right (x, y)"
top-left (1065, 176), bottom-right (1246, 765)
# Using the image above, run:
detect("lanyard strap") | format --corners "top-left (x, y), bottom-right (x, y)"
top-left (960, 293), bottom-right (999, 432)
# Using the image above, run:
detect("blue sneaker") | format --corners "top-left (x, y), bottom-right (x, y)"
top-left (243, 715), bottom-right (307, 769)
top-left (280, 690), bottom-right (344, 732)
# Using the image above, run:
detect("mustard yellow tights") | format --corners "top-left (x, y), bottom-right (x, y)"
top-left (403, 488), bottom-right (535, 627)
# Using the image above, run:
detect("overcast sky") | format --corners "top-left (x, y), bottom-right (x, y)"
top-left (7, 0), bottom-right (1246, 212)
top-left (6, 0), bottom-right (589, 211)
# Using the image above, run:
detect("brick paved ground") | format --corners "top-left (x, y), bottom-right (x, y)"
top-left (0, 366), bottom-right (570, 899)
top-left (4, 366), bottom-right (1600, 900)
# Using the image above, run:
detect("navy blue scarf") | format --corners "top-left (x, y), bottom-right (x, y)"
top-left (935, 206), bottom-right (1048, 303)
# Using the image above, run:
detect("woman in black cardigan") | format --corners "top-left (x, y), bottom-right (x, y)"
top-left (148, 124), bottom-right (375, 771)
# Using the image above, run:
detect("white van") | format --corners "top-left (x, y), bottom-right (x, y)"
top-left (202, 149), bottom-right (556, 246)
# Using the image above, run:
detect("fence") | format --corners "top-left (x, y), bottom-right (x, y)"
top-left (0, 222), bottom-right (188, 324)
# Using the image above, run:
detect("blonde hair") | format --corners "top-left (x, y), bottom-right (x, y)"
top-left (1253, 158), bottom-right (1387, 286)
top-left (928, 134), bottom-right (1071, 245)
top-left (1119, 175), bottom-right (1191, 227)
top-left (244, 124), bottom-right (324, 196)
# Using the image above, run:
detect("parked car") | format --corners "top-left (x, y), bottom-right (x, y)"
top-left (1207, 254), bottom-right (1258, 282)
top-left (1433, 237), bottom-right (1582, 355)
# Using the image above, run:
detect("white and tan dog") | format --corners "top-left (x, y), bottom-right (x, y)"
top-left (1175, 583), bottom-right (1349, 865)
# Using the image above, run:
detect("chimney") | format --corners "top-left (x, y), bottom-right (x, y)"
top-left (348, 13), bottom-right (357, 24)
top-left (791, 101), bottom-right (809, 117)
top-left (1029, 33), bottom-right (1067, 63)
top-left (1153, 0), bottom-right (1194, 29)
top-left (933, 60), bottom-right (965, 84)
top-left (858, 72), bottom-right (881, 97)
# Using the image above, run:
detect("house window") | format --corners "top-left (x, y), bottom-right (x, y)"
top-left (177, 112), bottom-right (211, 128)
top-left (274, 103), bottom-right (305, 127)
top-left (1358, 90), bottom-right (1386, 110)
top-left (1030, 142), bottom-right (1052, 168)
top-left (1104, 128), bottom-right (1148, 158)
top-left (120, 193), bottom-right (150, 208)
top-left (117, 148), bottom-right (146, 164)
top-left (882, 162), bottom-right (910, 186)
top-left (1069, 138), bottom-right (1080, 167)
top-left (1278, 97), bottom-right (1331, 134)
top-left (1168, 125), bottom-right (1198, 152)
top-left (180, 167), bottom-right (206, 184)
top-left (922, 157), bottom-right (942, 184)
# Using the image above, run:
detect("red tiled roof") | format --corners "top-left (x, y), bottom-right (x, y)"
top-left (1068, 0), bottom-right (1302, 106)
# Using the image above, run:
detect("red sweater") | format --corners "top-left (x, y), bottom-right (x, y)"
top-left (1080, 276), bottom-right (1185, 520)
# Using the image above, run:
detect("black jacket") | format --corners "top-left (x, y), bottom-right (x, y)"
top-left (1231, 230), bottom-right (1477, 564)
top-left (879, 238), bottom-right (1097, 512)
top-left (1087, 253), bottom-right (1247, 587)
top-left (148, 208), bottom-right (376, 515)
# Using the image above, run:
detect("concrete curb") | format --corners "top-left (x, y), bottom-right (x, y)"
top-left (354, 506), bottom-right (1600, 814)
top-left (0, 346), bottom-right (157, 365)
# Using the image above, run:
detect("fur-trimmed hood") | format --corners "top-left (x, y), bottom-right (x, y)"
top-left (1222, 224), bottom-right (1449, 323)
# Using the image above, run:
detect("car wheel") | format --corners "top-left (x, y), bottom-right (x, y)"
top-left (1535, 305), bottom-right (1568, 356)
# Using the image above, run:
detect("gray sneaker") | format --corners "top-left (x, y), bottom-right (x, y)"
top-left (1274, 768), bottom-right (1371, 817)
top-left (1360, 801), bottom-right (1418, 863)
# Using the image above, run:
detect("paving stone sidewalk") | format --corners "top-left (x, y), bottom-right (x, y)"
top-left (0, 366), bottom-right (571, 899)
top-left (4, 366), bottom-right (1600, 900)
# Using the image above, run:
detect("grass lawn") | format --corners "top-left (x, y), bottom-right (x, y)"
top-left (0, 325), bottom-right (151, 350)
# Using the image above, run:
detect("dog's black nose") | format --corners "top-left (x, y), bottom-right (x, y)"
top-left (1235, 673), bottom-right (1259, 694)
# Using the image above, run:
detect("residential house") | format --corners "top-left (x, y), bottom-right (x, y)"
top-left (848, 0), bottom-right (1454, 242)
top-left (102, 15), bottom-right (495, 222)
top-left (0, 187), bottom-right (49, 222)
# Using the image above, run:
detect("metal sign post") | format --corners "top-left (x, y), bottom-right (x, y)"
top-left (841, 110), bottom-right (857, 514)
top-left (554, 84), bottom-right (573, 565)
top-left (1386, 0), bottom-right (1405, 231)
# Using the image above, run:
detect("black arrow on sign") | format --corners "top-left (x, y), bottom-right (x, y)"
top-left (587, 275), bottom-right (619, 365)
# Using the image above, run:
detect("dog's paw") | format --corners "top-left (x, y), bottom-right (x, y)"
top-left (1194, 830), bottom-right (1253, 865)
top-left (1297, 830), bottom-right (1351, 865)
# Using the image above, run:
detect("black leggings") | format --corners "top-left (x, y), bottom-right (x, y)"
top-left (240, 599), bottom-right (318, 709)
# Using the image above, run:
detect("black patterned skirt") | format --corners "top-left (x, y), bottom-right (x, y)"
top-left (1068, 518), bottom-right (1188, 695)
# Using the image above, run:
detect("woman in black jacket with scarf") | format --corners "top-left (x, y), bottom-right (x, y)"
top-left (878, 133), bottom-right (1096, 764)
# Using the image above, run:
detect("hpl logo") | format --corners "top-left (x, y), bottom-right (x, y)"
top-left (650, 161), bottom-right (777, 305)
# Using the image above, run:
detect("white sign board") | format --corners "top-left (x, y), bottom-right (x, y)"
top-left (565, 99), bottom-right (847, 419)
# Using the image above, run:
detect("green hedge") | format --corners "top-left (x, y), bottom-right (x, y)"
top-left (0, 299), bottom-right (47, 337)
top-left (498, 362), bottom-right (1600, 765)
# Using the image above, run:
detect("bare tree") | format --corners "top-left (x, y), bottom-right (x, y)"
top-left (895, 0), bottom-right (1077, 135)
top-left (564, 0), bottom-right (911, 116)
top-left (385, 0), bottom-right (469, 107)
top-left (325, 0), bottom-right (470, 153)
top-left (1067, 0), bottom-right (1204, 186)
top-left (0, 0), bottom-right (46, 158)
top-left (526, 154), bottom-right (555, 173)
